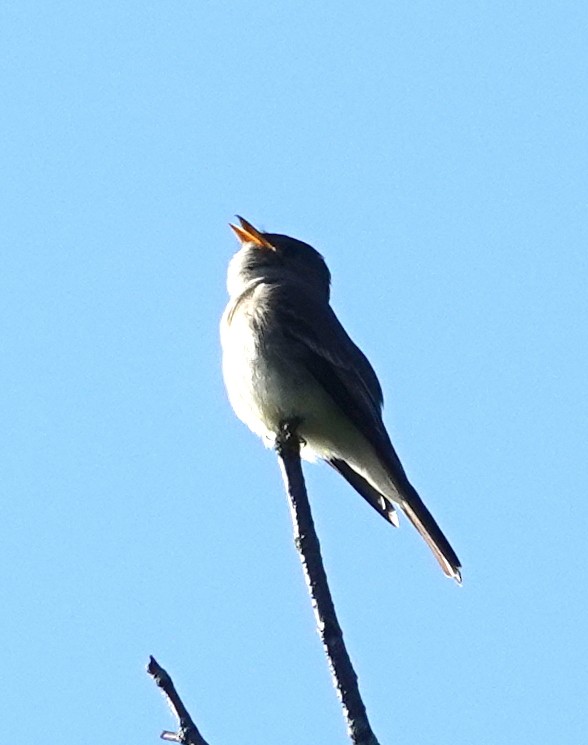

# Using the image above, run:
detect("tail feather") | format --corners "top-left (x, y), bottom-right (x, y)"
top-left (401, 486), bottom-right (462, 584)
top-left (327, 457), bottom-right (462, 583)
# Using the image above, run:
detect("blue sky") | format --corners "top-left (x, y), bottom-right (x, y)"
top-left (2, 2), bottom-right (587, 743)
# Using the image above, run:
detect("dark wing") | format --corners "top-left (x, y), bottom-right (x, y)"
top-left (272, 286), bottom-right (410, 488)
top-left (328, 458), bottom-right (399, 527)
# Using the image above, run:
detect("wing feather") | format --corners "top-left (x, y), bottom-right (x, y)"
top-left (273, 288), bottom-right (410, 488)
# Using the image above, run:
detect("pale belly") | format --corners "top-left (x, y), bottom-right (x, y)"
top-left (220, 304), bottom-right (396, 501)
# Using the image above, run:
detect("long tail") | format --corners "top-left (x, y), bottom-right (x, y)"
top-left (400, 484), bottom-right (462, 584)
top-left (327, 457), bottom-right (462, 583)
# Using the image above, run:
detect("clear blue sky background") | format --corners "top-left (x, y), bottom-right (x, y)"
top-left (2, 2), bottom-right (587, 743)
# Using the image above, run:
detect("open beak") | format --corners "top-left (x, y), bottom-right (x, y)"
top-left (229, 216), bottom-right (275, 250)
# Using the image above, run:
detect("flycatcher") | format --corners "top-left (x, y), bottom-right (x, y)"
top-left (221, 217), bottom-right (461, 583)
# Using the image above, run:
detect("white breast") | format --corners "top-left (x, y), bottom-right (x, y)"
top-left (221, 293), bottom-right (307, 441)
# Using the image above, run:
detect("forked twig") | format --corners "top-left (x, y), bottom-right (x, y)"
top-left (147, 656), bottom-right (210, 745)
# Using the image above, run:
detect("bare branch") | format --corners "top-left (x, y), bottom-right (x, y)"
top-left (147, 656), bottom-right (211, 745)
top-left (275, 420), bottom-right (381, 745)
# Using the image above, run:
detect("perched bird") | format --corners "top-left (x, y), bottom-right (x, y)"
top-left (221, 217), bottom-right (461, 583)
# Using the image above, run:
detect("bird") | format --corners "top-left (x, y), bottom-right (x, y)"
top-left (220, 216), bottom-right (461, 583)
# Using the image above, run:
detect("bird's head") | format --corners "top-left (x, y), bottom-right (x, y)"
top-left (226, 216), bottom-right (331, 300)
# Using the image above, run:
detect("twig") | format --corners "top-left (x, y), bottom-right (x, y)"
top-left (147, 656), bottom-right (211, 745)
top-left (275, 420), bottom-right (381, 745)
